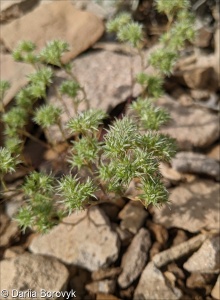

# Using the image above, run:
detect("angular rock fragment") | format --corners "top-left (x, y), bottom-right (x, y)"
top-left (118, 201), bottom-right (148, 234)
top-left (118, 228), bottom-right (151, 288)
top-left (153, 180), bottom-right (220, 232)
top-left (29, 206), bottom-right (120, 271)
top-left (134, 262), bottom-right (182, 300)
top-left (158, 95), bottom-right (219, 149)
top-left (1, 1), bottom-right (104, 63)
top-left (184, 236), bottom-right (220, 273)
top-left (152, 234), bottom-right (207, 268)
top-left (0, 253), bottom-right (69, 300)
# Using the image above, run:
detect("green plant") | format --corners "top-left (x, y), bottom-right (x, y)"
top-left (0, 0), bottom-right (195, 233)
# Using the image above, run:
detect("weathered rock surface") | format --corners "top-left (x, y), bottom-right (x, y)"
top-left (171, 152), bottom-right (220, 180)
top-left (212, 275), bottom-right (220, 300)
top-left (118, 228), bottom-right (151, 288)
top-left (48, 50), bottom-right (142, 142)
top-left (158, 95), bottom-right (219, 149)
top-left (1, 1), bottom-right (104, 63)
top-left (0, 253), bottom-right (69, 300)
top-left (29, 206), bottom-right (120, 271)
top-left (184, 236), bottom-right (220, 273)
top-left (134, 262), bottom-right (182, 300)
top-left (152, 234), bottom-right (207, 268)
top-left (1, 53), bottom-right (34, 107)
top-left (118, 201), bottom-right (148, 234)
top-left (153, 180), bottom-right (220, 232)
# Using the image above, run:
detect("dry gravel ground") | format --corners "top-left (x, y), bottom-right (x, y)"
top-left (0, 0), bottom-right (219, 299)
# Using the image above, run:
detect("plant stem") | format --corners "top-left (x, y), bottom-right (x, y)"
top-left (18, 129), bottom-right (50, 149)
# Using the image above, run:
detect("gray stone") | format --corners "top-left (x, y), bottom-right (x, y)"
top-left (153, 180), bottom-right (220, 232)
top-left (134, 262), bottom-right (182, 300)
top-left (172, 152), bottom-right (220, 180)
top-left (118, 201), bottom-right (148, 234)
top-left (0, 253), bottom-right (69, 300)
top-left (86, 279), bottom-right (116, 294)
top-left (184, 236), bottom-right (220, 273)
top-left (118, 228), bottom-right (151, 288)
top-left (29, 206), bottom-right (120, 271)
top-left (158, 95), bottom-right (219, 149)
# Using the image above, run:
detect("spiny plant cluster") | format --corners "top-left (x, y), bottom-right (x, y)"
top-left (0, 0), bottom-right (195, 233)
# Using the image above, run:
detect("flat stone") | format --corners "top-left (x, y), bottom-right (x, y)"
top-left (171, 152), bottom-right (220, 180)
top-left (158, 95), bottom-right (219, 149)
top-left (1, 53), bottom-right (34, 107)
top-left (184, 236), bottom-right (220, 273)
top-left (1, 1), bottom-right (104, 63)
top-left (118, 228), bottom-right (151, 288)
top-left (153, 180), bottom-right (220, 232)
top-left (134, 262), bottom-right (182, 300)
top-left (0, 253), bottom-right (69, 300)
top-left (211, 275), bottom-right (220, 300)
top-left (47, 50), bottom-right (142, 142)
top-left (86, 279), bottom-right (116, 294)
top-left (29, 206), bottom-right (120, 271)
top-left (118, 201), bottom-right (148, 234)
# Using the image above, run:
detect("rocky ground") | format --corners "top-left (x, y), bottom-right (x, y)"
top-left (0, 0), bottom-right (219, 299)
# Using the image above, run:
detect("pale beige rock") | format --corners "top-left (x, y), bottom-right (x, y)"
top-left (208, 144), bottom-right (220, 161)
top-left (29, 206), bottom-right (120, 271)
top-left (47, 50), bottom-right (142, 142)
top-left (118, 201), bottom-right (148, 234)
top-left (1, 54), bottom-right (34, 106)
top-left (212, 275), bottom-right (220, 300)
top-left (159, 162), bottom-right (182, 182)
top-left (1, 1), bottom-right (104, 63)
top-left (134, 262), bottom-right (182, 300)
top-left (118, 228), bottom-right (151, 288)
top-left (86, 279), bottom-right (116, 294)
top-left (153, 180), bottom-right (220, 232)
top-left (0, 253), bottom-right (69, 300)
top-left (158, 95), bottom-right (219, 149)
top-left (184, 236), bottom-right (220, 273)
top-left (152, 234), bottom-right (207, 268)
